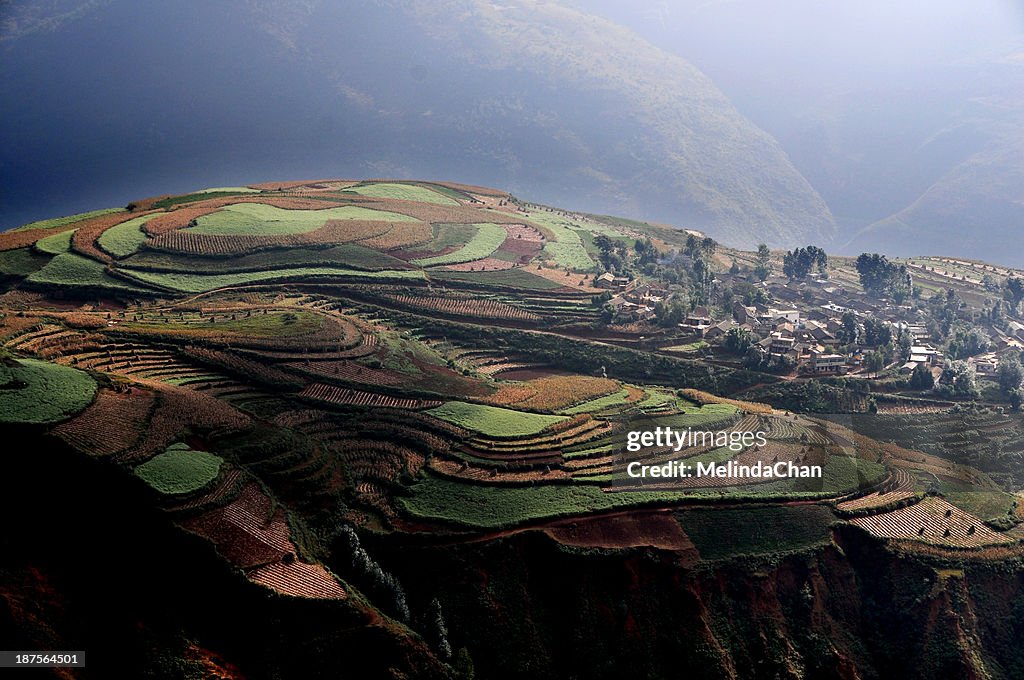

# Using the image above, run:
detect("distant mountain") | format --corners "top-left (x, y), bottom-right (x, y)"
top-left (570, 0), bottom-right (1024, 266)
top-left (0, 0), bottom-right (836, 249)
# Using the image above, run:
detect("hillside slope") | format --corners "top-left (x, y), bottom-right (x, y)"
top-left (0, 0), bottom-right (836, 249)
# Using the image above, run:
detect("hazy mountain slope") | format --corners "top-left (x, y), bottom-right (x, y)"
top-left (571, 0), bottom-right (1024, 264)
top-left (0, 0), bottom-right (836, 249)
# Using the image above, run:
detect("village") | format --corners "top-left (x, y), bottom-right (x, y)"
top-left (593, 259), bottom-right (1024, 391)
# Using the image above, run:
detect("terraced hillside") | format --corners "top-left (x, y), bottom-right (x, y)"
top-left (3, 180), bottom-right (1024, 679)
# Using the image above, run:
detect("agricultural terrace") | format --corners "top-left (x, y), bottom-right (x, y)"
top-left (0, 357), bottom-right (96, 424)
top-left (134, 443), bottom-right (224, 494)
top-left (12, 207), bottom-right (123, 232)
top-left (34, 229), bottom-right (75, 255)
top-left (96, 213), bottom-right (164, 258)
top-left (412, 223), bottom-right (507, 267)
top-left (522, 211), bottom-right (608, 272)
top-left (185, 203), bottom-right (418, 236)
top-left (343, 182), bottom-right (460, 206)
top-left (120, 266), bottom-right (425, 293)
top-left (427, 401), bottom-right (567, 437)
top-left (28, 253), bottom-right (152, 293)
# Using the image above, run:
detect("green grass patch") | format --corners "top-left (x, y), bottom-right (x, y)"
top-left (28, 253), bottom-right (153, 293)
top-left (0, 357), bottom-right (97, 424)
top-left (938, 479), bottom-right (1017, 521)
top-left (560, 388), bottom-right (632, 414)
top-left (429, 268), bottom-right (565, 290)
top-left (150, 192), bottom-right (254, 209)
top-left (186, 203), bottom-right (416, 236)
top-left (664, 341), bottom-right (708, 353)
top-left (133, 443), bottom-right (223, 495)
top-left (675, 505), bottom-right (835, 560)
top-left (0, 248), bottom-right (51, 277)
top-left (120, 310), bottom-right (324, 338)
top-left (34, 230), bottom-right (75, 255)
top-left (195, 186), bottom-right (260, 194)
top-left (97, 213), bottom-right (162, 258)
top-left (427, 401), bottom-right (566, 437)
top-left (413, 223), bottom-right (507, 267)
top-left (522, 212), bottom-right (598, 272)
top-left (13, 208), bottom-right (123, 232)
top-left (118, 266), bottom-right (424, 293)
top-left (400, 471), bottom-right (829, 529)
top-left (344, 182), bottom-right (459, 205)
top-left (124, 243), bottom-right (410, 272)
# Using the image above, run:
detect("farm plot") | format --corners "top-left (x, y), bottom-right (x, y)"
top-left (117, 265), bottom-right (424, 293)
top-left (0, 357), bottom-right (97, 424)
top-left (12, 207), bottom-right (123, 232)
top-left (186, 203), bottom-right (417, 236)
top-left (95, 213), bottom-right (164, 258)
top-left (426, 401), bottom-right (567, 438)
top-left (125, 244), bottom-right (411, 272)
top-left (28, 253), bottom-right (154, 293)
top-left (134, 443), bottom-right (223, 495)
top-left (850, 496), bottom-right (1013, 547)
top-left (181, 481), bottom-right (294, 567)
top-left (412, 223), bottom-right (507, 267)
top-left (34, 230), bottom-right (75, 255)
top-left (485, 375), bottom-right (620, 411)
top-left (343, 182), bottom-right (460, 206)
top-left (523, 212), bottom-right (597, 272)
top-left (52, 386), bottom-right (156, 456)
top-left (676, 506), bottom-right (835, 560)
top-left (300, 382), bottom-right (442, 409)
top-left (380, 293), bottom-right (541, 323)
top-left (248, 560), bottom-right (347, 600)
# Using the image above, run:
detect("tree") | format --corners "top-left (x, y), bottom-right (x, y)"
top-left (865, 350), bottom-right (886, 374)
top-left (856, 253), bottom-right (912, 300)
top-left (837, 312), bottom-right (861, 346)
top-left (754, 244), bottom-right (772, 281)
top-left (1005, 276), bottom-right (1024, 309)
top-left (939, 360), bottom-right (979, 399)
top-left (862, 318), bottom-right (892, 348)
top-left (782, 246), bottom-right (827, 280)
top-left (724, 327), bottom-right (752, 355)
top-left (998, 355), bottom-right (1024, 395)
top-left (909, 363), bottom-right (934, 389)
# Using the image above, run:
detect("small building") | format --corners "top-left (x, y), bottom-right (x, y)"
top-left (809, 352), bottom-right (847, 374)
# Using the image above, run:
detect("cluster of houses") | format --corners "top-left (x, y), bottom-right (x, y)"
top-left (603, 281), bottom-right (678, 323)
top-left (674, 276), bottom-right (954, 377)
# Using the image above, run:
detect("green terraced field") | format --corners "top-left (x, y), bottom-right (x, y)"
top-left (96, 213), bottom-right (163, 258)
top-left (122, 243), bottom-right (412, 272)
top-left (560, 388), bottom-right (632, 414)
top-left (427, 401), bottom-right (567, 437)
top-left (12, 207), bottom-right (123, 232)
top-left (0, 358), bottom-right (97, 424)
top-left (0, 248), bottom-right (50, 277)
top-left (676, 505), bottom-right (835, 560)
top-left (344, 182), bottom-right (459, 206)
top-left (119, 266), bottom-right (425, 293)
top-left (134, 443), bottom-right (223, 494)
top-left (28, 253), bottom-right (153, 293)
top-left (523, 212), bottom-right (599, 271)
top-left (413, 223), bottom-right (507, 267)
top-left (186, 203), bottom-right (417, 235)
top-left (34, 229), bottom-right (75, 255)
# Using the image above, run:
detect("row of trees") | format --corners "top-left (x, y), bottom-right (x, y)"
top-left (856, 253), bottom-right (913, 301)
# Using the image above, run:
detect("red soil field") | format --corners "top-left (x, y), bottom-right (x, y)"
top-left (543, 510), bottom-right (698, 554)
top-left (52, 386), bottom-right (156, 456)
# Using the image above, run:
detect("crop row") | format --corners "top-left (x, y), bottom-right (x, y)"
top-left (850, 496), bottom-right (1011, 547)
top-left (300, 382), bottom-right (442, 410)
top-left (381, 294), bottom-right (541, 322)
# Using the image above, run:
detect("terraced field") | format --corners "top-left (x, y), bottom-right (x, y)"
top-left (3, 177), bottom-right (1014, 628)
